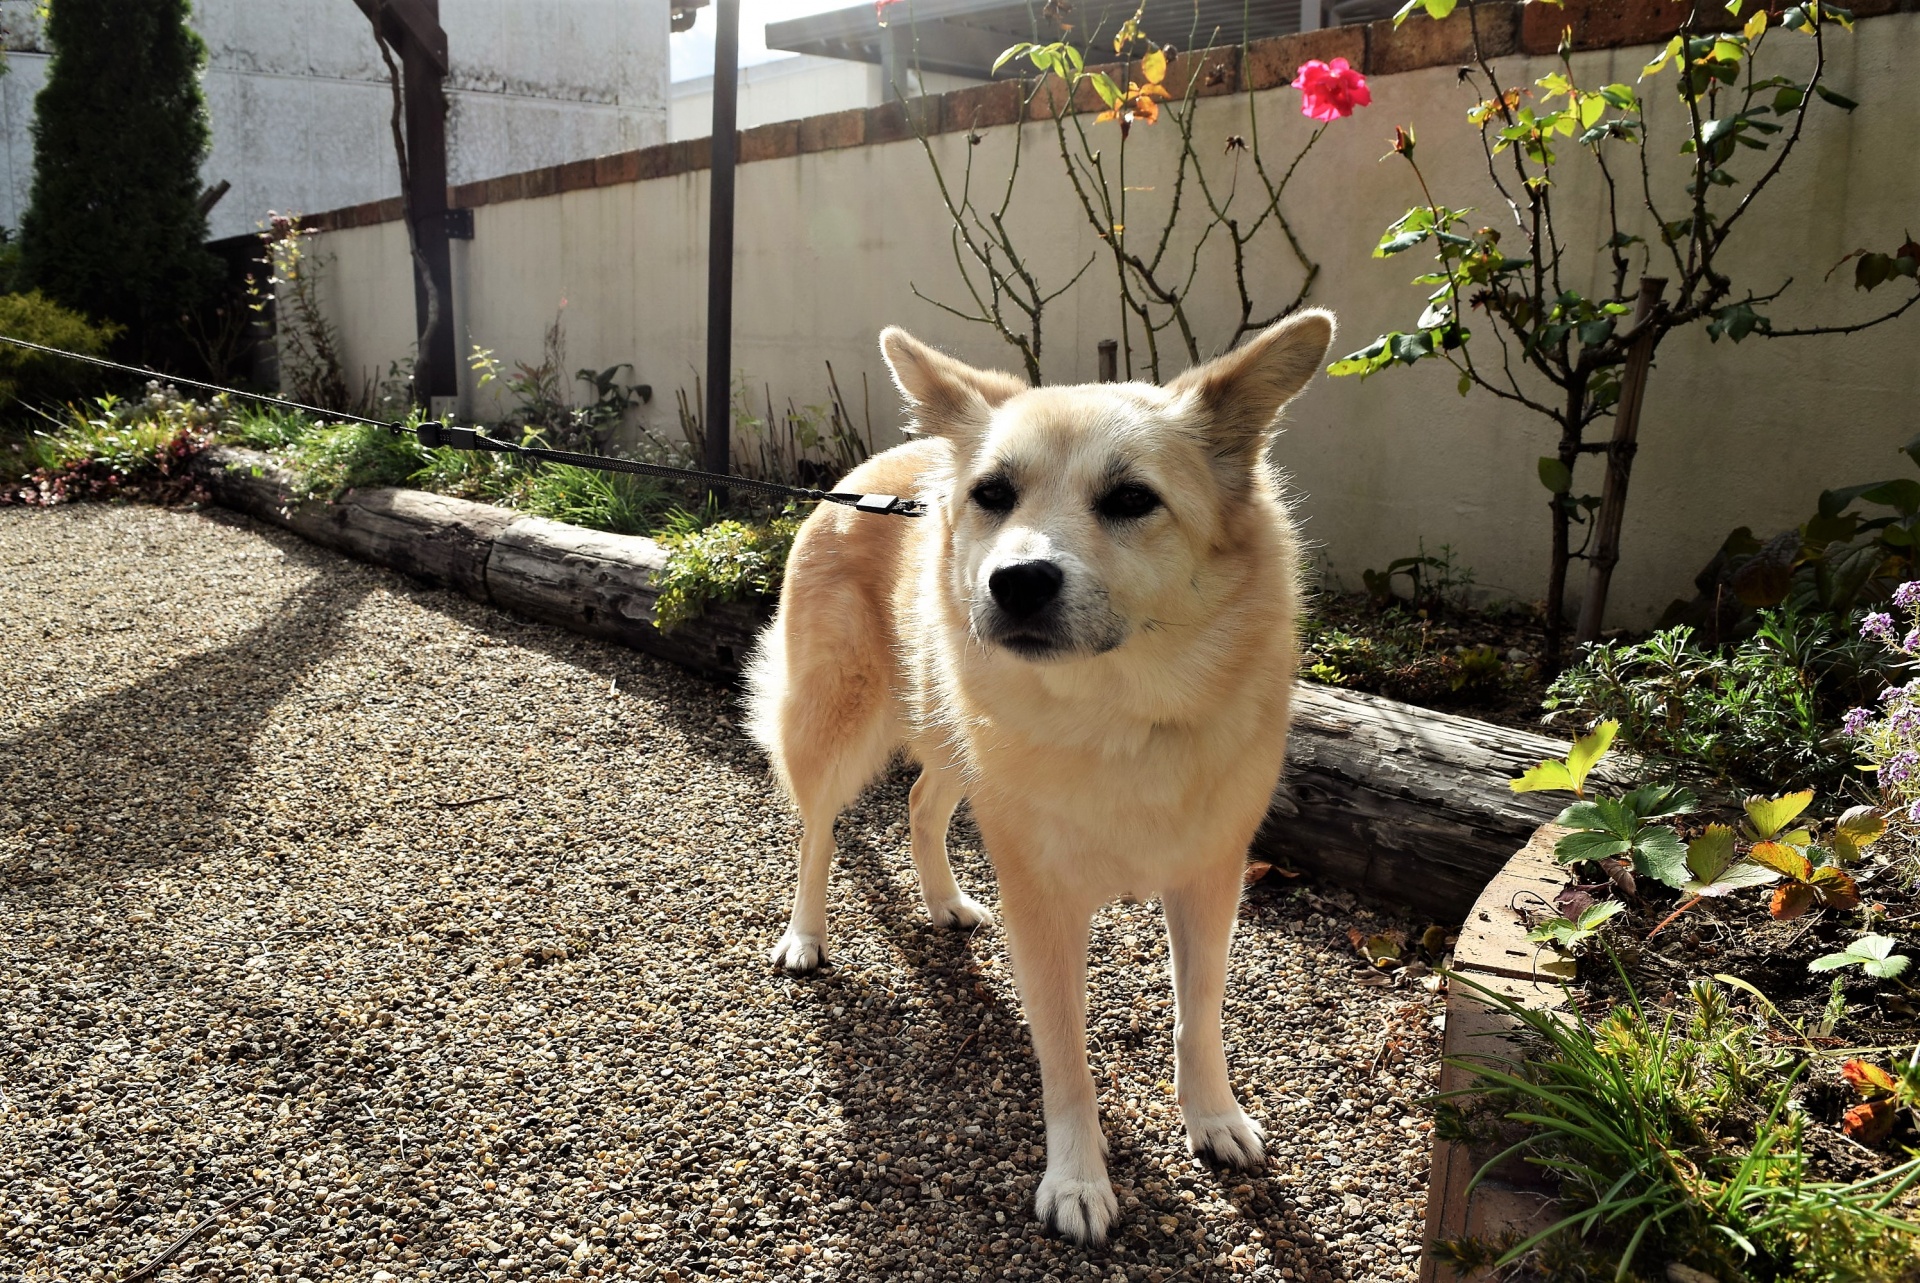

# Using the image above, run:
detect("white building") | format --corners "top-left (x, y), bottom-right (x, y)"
top-left (0, 0), bottom-right (671, 244)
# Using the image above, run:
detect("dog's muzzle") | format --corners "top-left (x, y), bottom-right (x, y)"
top-left (983, 559), bottom-right (1070, 657)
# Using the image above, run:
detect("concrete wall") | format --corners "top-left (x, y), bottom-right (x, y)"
top-left (300, 12), bottom-right (1920, 627)
top-left (672, 55), bottom-right (981, 142)
top-left (0, 0), bottom-right (669, 243)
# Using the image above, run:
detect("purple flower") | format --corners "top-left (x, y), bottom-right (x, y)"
top-left (1844, 706), bottom-right (1875, 737)
top-left (1908, 799), bottom-right (1920, 824)
top-left (1896, 581), bottom-right (1920, 609)
top-left (1864, 612), bottom-right (1896, 642)
top-left (1885, 749), bottom-right (1919, 785)
top-left (1903, 628), bottom-right (1920, 655)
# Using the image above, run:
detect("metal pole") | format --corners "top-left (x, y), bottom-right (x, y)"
top-left (702, 0), bottom-right (741, 506)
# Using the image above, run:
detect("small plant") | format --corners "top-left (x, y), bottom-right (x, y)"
top-left (1838, 1047), bottom-right (1920, 1145)
top-left (651, 511), bottom-right (801, 631)
top-left (1811, 935), bottom-right (1912, 983)
top-left (1525, 899), bottom-right (1624, 952)
top-left (468, 311), bottom-right (649, 454)
top-left (506, 464), bottom-right (668, 537)
top-left (1361, 540), bottom-right (1476, 616)
top-left (249, 214), bottom-right (355, 412)
top-left (1846, 581), bottom-right (1920, 888)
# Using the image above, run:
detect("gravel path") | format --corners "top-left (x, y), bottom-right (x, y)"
top-left (1, 503), bottom-right (1445, 1283)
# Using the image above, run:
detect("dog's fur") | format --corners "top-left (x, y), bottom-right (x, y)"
top-left (744, 310), bottom-right (1335, 1245)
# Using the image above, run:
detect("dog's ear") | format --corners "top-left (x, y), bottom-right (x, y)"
top-left (879, 327), bottom-right (1026, 441)
top-left (1167, 309), bottom-right (1334, 466)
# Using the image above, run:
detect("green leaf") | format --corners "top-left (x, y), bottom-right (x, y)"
top-left (1812, 934), bottom-right (1911, 978)
top-left (1555, 829), bottom-right (1632, 865)
top-left (1814, 83), bottom-right (1859, 111)
top-left (1631, 827), bottom-right (1689, 889)
top-left (1641, 36), bottom-right (1682, 79)
top-left (992, 43), bottom-right (1034, 75)
top-left (1621, 783), bottom-right (1698, 821)
top-left (1538, 457), bottom-right (1572, 494)
top-left (1742, 790), bottom-right (1815, 842)
top-left (1089, 71), bottom-right (1123, 109)
top-left (1684, 824), bottom-right (1736, 882)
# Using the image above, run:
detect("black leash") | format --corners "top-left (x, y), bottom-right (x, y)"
top-left (0, 333), bottom-right (925, 517)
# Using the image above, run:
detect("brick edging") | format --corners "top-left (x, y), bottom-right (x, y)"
top-left (304, 0), bottom-right (1914, 234)
top-left (1417, 823), bottom-right (1570, 1283)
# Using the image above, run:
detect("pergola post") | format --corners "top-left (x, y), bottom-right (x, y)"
top-left (702, 0), bottom-right (741, 502)
top-left (352, 0), bottom-right (456, 411)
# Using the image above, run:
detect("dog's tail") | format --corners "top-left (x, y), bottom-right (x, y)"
top-left (741, 616), bottom-right (788, 774)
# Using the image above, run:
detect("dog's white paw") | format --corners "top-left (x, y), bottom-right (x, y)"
top-left (1186, 1108), bottom-right (1266, 1169)
top-left (926, 894), bottom-right (994, 930)
top-left (1035, 1169), bottom-right (1119, 1246)
top-left (768, 929), bottom-right (827, 974)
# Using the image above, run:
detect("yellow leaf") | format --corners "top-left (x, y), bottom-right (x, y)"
top-left (1744, 9), bottom-right (1767, 38)
top-left (1140, 48), bottom-right (1167, 86)
top-left (1137, 81), bottom-right (1171, 100)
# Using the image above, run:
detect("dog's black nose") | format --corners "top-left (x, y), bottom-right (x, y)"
top-left (988, 560), bottom-right (1064, 620)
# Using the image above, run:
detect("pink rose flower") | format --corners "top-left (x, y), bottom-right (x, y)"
top-left (1292, 57), bottom-right (1371, 122)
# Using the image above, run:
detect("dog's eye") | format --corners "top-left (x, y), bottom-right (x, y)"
top-left (1097, 483), bottom-right (1161, 521)
top-left (970, 478), bottom-right (1017, 513)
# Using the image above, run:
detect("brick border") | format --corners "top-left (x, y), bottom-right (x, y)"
top-left (1417, 824), bottom-right (1571, 1283)
top-left (305, 0), bottom-right (1914, 233)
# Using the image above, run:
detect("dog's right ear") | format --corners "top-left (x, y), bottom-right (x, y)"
top-left (879, 328), bottom-right (1026, 441)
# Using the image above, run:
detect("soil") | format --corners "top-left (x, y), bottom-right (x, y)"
top-left (1532, 819), bottom-right (1920, 1184)
top-left (1299, 592), bottom-right (1556, 734)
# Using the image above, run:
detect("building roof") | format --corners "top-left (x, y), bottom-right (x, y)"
top-left (766, 0), bottom-right (1318, 81)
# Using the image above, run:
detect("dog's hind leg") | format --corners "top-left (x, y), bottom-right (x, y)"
top-left (764, 688), bottom-right (897, 975)
top-left (1164, 863), bottom-right (1266, 1169)
top-left (906, 761), bottom-right (993, 930)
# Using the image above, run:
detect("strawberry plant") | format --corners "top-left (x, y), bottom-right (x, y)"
top-left (1811, 934), bottom-right (1912, 983)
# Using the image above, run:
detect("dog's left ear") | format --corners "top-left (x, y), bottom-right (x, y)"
top-left (1167, 308), bottom-right (1334, 466)
top-left (879, 327), bottom-right (1027, 442)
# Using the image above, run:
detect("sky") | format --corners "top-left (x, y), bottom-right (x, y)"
top-left (671, 0), bottom-right (854, 81)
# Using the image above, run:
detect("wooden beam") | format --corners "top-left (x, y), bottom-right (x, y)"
top-left (349, 0), bottom-right (447, 72)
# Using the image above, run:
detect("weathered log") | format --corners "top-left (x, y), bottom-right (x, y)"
top-left (336, 488), bottom-right (515, 602)
top-left (1260, 687), bottom-right (1625, 921)
top-left (192, 446), bottom-right (1602, 920)
top-left (485, 514), bottom-right (767, 679)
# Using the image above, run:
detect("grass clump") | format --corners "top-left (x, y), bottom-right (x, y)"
top-left (281, 421), bottom-right (426, 500)
top-left (1436, 964), bottom-right (1920, 1283)
top-left (505, 464), bottom-right (670, 536)
top-left (652, 509), bottom-right (800, 631)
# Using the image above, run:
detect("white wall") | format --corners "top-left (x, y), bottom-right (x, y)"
top-left (672, 55), bottom-right (981, 141)
top-left (311, 15), bottom-right (1920, 627)
top-left (0, 0), bottom-right (670, 243)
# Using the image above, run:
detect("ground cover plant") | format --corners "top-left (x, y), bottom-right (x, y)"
top-left (1433, 605), bottom-right (1920, 1279)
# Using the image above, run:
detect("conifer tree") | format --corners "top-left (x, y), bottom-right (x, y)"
top-left (20, 0), bottom-right (218, 358)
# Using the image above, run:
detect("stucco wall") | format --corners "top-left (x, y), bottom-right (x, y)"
top-left (0, 0), bottom-right (668, 243)
top-left (303, 13), bottom-right (1920, 626)
top-left (671, 56), bottom-right (982, 142)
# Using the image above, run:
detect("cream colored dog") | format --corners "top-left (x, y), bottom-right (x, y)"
top-left (745, 310), bottom-right (1334, 1246)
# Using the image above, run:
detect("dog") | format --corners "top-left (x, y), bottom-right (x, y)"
top-left (744, 309), bottom-right (1335, 1245)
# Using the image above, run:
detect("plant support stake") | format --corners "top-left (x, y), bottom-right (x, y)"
top-left (702, 0), bottom-right (741, 507)
top-left (1576, 276), bottom-right (1667, 644)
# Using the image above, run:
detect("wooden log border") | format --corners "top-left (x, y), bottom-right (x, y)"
top-left (192, 444), bottom-right (1609, 920)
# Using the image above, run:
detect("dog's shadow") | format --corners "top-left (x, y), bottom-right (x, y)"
top-left (743, 765), bottom-right (1349, 1281)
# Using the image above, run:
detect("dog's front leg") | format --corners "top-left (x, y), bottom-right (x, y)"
top-left (997, 871), bottom-right (1115, 1245)
top-left (1164, 864), bottom-right (1265, 1169)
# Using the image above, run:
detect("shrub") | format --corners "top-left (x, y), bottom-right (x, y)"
top-left (19, 0), bottom-right (219, 359)
top-left (0, 290), bottom-right (122, 412)
top-left (652, 511), bottom-right (801, 630)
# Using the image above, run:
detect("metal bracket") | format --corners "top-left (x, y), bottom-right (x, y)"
top-left (444, 208), bottom-right (474, 240)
